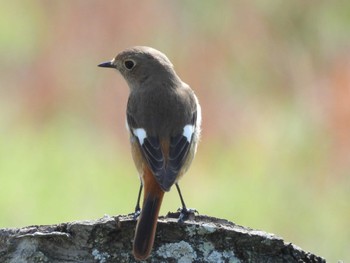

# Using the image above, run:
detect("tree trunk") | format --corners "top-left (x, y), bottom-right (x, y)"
top-left (0, 213), bottom-right (325, 263)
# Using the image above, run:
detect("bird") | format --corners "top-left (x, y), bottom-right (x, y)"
top-left (98, 46), bottom-right (201, 260)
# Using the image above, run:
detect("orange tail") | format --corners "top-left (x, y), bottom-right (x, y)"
top-left (133, 169), bottom-right (164, 260)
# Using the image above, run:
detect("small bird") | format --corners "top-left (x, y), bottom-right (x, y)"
top-left (98, 46), bottom-right (201, 260)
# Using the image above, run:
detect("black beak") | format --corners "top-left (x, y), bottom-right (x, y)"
top-left (98, 61), bottom-right (115, 68)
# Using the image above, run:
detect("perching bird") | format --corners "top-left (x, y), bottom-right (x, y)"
top-left (98, 46), bottom-right (201, 260)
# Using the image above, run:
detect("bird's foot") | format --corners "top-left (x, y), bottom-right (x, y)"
top-left (128, 208), bottom-right (141, 220)
top-left (177, 207), bottom-right (198, 223)
top-left (133, 209), bottom-right (141, 220)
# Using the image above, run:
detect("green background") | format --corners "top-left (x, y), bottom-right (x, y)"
top-left (1, 1), bottom-right (349, 262)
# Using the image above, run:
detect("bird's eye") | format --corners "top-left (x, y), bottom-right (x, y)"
top-left (124, 60), bottom-right (135, 70)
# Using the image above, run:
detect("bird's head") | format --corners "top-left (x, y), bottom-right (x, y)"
top-left (98, 46), bottom-right (177, 89)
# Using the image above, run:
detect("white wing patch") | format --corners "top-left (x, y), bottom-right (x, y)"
top-left (183, 125), bottom-right (194, 142)
top-left (133, 128), bottom-right (147, 145)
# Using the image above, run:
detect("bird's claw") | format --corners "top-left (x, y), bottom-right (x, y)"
top-left (133, 209), bottom-right (141, 220)
top-left (177, 207), bottom-right (198, 223)
top-left (128, 208), bottom-right (141, 220)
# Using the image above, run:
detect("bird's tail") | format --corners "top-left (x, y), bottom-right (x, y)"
top-left (133, 169), bottom-right (164, 260)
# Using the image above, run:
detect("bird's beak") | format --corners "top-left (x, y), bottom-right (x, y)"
top-left (98, 60), bottom-right (115, 68)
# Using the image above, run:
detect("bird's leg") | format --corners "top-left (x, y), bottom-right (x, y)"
top-left (176, 183), bottom-right (198, 223)
top-left (132, 183), bottom-right (143, 220)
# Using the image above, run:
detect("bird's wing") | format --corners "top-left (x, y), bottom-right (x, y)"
top-left (127, 110), bottom-right (197, 192)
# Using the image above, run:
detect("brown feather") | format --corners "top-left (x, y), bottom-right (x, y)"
top-left (133, 167), bottom-right (164, 260)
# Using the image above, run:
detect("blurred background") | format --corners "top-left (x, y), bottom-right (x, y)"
top-left (1, 1), bottom-right (349, 261)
